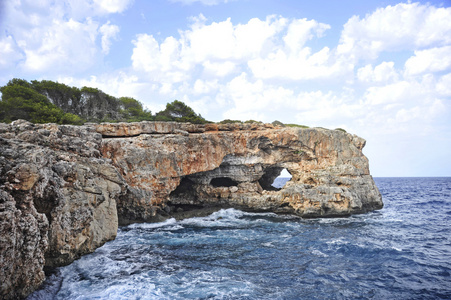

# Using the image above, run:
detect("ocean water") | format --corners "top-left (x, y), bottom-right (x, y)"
top-left (29, 177), bottom-right (451, 299)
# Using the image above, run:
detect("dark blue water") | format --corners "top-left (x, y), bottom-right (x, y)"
top-left (29, 178), bottom-right (451, 299)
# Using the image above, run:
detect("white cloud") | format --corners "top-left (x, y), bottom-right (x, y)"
top-left (338, 3), bottom-right (451, 61)
top-left (93, 0), bottom-right (134, 13)
top-left (22, 18), bottom-right (99, 73)
top-left (193, 79), bottom-right (219, 95)
top-left (65, 0), bottom-right (134, 17)
top-left (202, 61), bottom-right (236, 77)
top-left (248, 46), bottom-right (345, 80)
top-left (124, 3), bottom-right (450, 138)
top-left (130, 15), bottom-right (339, 82)
top-left (181, 15), bottom-right (286, 63)
top-left (100, 21), bottom-right (120, 54)
top-left (0, 35), bottom-right (24, 69)
top-left (357, 61), bottom-right (398, 83)
top-left (217, 73), bottom-right (294, 121)
top-left (363, 81), bottom-right (415, 106)
top-left (131, 34), bottom-right (189, 83)
top-left (0, 0), bottom-right (128, 75)
top-left (283, 18), bottom-right (330, 54)
top-left (247, 19), bottom-right (338, 80)
top-left (404, 46), bottom-right (451, 76)
top-left (169, 0), bottom-right (234, 5)
top-left (436, 73), bottom-right (451, 96)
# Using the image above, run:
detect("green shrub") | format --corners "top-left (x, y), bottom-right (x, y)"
top-left (335, 128), bottom-right (347, 133)
top-left (284, 123), bottom-right (310, 128)
top-left (155, 100), bottom-right (208, 124)
top-left (218, 119), bottom-right (242, 124)
top-left (271, 120), bottom-right (284, 127)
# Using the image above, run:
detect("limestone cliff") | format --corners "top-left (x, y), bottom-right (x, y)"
top-left (0, 120), bottom-right (382, 299)
top-left (98, 122), bottom-right (382, 223)
top-left (0, 120), bottom-right (122, 299)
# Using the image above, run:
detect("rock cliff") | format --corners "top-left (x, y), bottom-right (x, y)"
top-left (0, 120), bottom-right (382, 299)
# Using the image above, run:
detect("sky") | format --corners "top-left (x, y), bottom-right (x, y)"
top-left (0, 0), bottom-right (450, 177)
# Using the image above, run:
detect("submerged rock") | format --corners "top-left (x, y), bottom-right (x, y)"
top-left (0, 120), bottom-right (382, 299)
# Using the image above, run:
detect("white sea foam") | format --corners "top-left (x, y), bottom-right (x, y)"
top-left (311, 249), bottom-right (329, 257)
top-left (180, 208), bottom-right (248, 227)
top-left (127, 218), bottom-right (178, 229)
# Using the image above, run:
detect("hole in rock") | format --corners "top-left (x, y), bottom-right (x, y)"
top-left (210, 177), bottom-right (239, 187)
top-left (259, 167), bottom-right (292, 191)
top-left (170, 177), bottom-right (195, 197)
top-left (32, 186), bottom-right (59, 224)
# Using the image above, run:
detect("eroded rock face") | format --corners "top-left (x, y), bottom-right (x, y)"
top-left (0, 190), bottom-right (48, 300)
top-left (99, 122), bottom-right (382, 223)
top-left (0, 120), bottom-right (382, 299)
top-left (0, 120), bottom-right (123, 298)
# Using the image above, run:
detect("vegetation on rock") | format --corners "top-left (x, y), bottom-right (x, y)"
top-left (155, 100), bottom-right (208, 124)
top-left (218, 119), bottom-right (242, 124)
top-left (0, 79), bottom-right (207, 125)
top-left (1, 78), bottom-right (317, 129)
top-left (0, 80), bottom-right (84, 124)
top-left (284, 123), bottom-right (310, 128)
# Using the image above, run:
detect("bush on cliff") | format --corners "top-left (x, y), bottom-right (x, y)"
top-left (155, 100), bottom-right (208, 124)
top-left (119, 97), bottom-right (153, 122)
top-left (219, 119), bottom-right (242, 124)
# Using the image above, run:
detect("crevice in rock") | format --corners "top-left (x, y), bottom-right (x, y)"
top-left (101, 133), bottom-right (143, 139)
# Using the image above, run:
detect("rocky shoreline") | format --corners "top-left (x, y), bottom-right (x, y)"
top-left (0, 120), bottom-right (382, 299)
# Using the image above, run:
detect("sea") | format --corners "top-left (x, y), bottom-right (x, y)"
top-left (28, 177), bottom-right (451, 299)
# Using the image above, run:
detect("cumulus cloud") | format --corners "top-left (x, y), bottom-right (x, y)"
top-left (65, 0), bottom-right (134, 17)
top-left (130, 15), bottom-right (338, 82)
top-left (436, 73), bottom-right (451, 96)
top-left (193, 79), bottom-right (219, 95)
top-left (0, 0), bottom-right (128, 75)
top-left (337, 3), bottom-right (451, 61)
top-left (93, 0), bottom-right (134, 13)
top-left (357, 61), bottom-right (398, 83)
top-left (100, 22), bottom-right (120, 54)
top-left (131, 34), bottom-right (190, 83)
top-left (363, 81), bottom-right (416, 106)
top-left (169, 0), bottom-right (234, 5)
top-left (0, 35), bottom-right (24, 69)
top-left (124, 2), bottom-right (451, 134)
top-left (182, 15), bottom-right (286, 63)
top-left (202, 61), bottom-right (236, 77)
top-left (404, 46), bottom-right (451, 76)
top-left (20, 18), bottom-right (99, 73)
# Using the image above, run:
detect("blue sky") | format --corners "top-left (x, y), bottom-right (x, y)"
top-left (0, 0), bottom-right (450, 177)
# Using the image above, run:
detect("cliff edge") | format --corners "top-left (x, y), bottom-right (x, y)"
top-left (0, 120), bottom-right (382, 299)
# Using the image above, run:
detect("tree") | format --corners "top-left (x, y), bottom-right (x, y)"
top-left (31, 80), bottom-right (81, 115)
top-left (156, 100), bottom-right (208, 124)
top-left (1, 78), bottom-right (209, 125)
top-left (0, 81), bottom-right (84, 124)
top-left (119, 97), bottom-right (153, 121)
